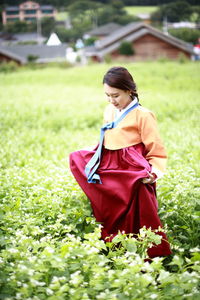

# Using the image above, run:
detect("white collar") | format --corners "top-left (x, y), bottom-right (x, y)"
top-left (115, 97), bottom-right (138, 118)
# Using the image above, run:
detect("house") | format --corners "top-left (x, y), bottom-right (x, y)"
top-left (84, 23), bottom-right (122, 40)
top-left (0, 32), bottom-right (46, 45)
top-left (2, 1), bottom-right (56, 25)
top-left (85, 22), bottom-right (194, 62)
top-left (0, 44), bottom-right (67, 64)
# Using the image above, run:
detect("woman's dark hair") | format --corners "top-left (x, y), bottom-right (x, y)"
top-left (103, 66), bottom-right (139, 100)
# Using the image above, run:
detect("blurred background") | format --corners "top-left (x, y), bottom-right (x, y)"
top-left (0, 0), bottom-right (199, 66)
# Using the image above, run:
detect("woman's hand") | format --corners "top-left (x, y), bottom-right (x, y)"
top-left (142, 173), bottom-right (157, 184)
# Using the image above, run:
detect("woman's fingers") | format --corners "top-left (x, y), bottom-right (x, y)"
top-left (142, 173), bottom-right (155, 184)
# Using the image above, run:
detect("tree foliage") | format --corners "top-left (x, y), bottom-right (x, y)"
top-left (169, 28), bottom-right (200, 44)
top-left (1, 0), bottom-right (199, 8)
top-left (41, 17), bottom-right (56, 37)
top-left (67, 0), bottom-right (139, 28)
top-left (151, 1), bottom-right (193, 22)
top-left (4, 20), bottom-right (36, 33)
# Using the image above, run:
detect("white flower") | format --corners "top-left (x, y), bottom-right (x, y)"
top-left (45, 247), bottom-right (54, 254)
top-left (8, 248), bottom-right (18, 254)
top-left (150, 294), bottom-right (158, 299)
top-left (46, 288), bottom-right (54, 296)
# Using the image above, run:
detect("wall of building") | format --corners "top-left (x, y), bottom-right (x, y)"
top-left (132, 34), bottom-right (190, 60)
top-left (2, 1), bottom-right (56, 25)
top-left (0, 53), bottom-right (21, 64)
top-left (110, 34), bottom-right (190, 60)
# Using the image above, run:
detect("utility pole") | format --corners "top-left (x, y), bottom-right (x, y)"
top-left (37, 15), bottom-right (42, 44)
top-left (163, 16), bottom-right (168, 35)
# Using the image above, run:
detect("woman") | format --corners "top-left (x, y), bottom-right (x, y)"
top-left (69, 66), bottom-right (171, 258)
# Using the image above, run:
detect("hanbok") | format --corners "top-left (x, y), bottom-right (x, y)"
top-left (69, 142), bottom-right (171, 258)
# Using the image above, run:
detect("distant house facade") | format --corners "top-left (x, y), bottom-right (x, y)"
top-left (2, 1), bottom-right (56, 25)
top-left (85, 22), bottom-right (194, 62)
top-left (0, 44), bottom-right (67, 65)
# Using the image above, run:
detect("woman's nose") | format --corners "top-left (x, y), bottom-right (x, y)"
top-left (109, 97), bottom-right (116, 103)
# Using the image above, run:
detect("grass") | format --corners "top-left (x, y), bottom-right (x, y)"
top-left (56, 11), bottom-right (68, 21)
top-left (56, 6), bottom-right (157, 22)
top-left (0, 61), bottom-right (200, 299)
top-left (125, 6), bottom-right (157, 16)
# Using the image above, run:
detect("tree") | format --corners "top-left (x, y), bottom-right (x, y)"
top-left (97, 3), bottom-right (139, 26)
top-left (169, 28), bottom-right (200, 44)
top-left (67, 0), bottom-right (101, 28)
top-left (55, 26), bottom-right (85, 43)
top-left (4, 20), bottom-right (36, 33)
top-left (109, 0), bottom-right (124, 9)
top-left (151, 1), bottom-right (193, 23)
top-left (190, 6), bottom-right (200, 23)
top-left (41, 17), bottom-right (56, 37)
top-left (67, 0), bottom-right (139, 28)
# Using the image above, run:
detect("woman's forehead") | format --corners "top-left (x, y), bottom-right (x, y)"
top-left (103, 84), bottom-right (122, 93)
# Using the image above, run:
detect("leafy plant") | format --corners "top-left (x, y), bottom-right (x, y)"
top-left (119, 40), bottom-right (135, 56)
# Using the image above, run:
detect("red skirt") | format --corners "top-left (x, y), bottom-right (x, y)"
top-left (69, 143), bottom-right (171, 258)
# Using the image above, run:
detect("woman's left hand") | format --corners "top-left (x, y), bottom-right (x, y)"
top-left (142, 173), bottom-right (156, 184)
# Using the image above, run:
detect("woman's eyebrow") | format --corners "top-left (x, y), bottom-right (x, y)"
top-left (105, 92), bottom-right (119, 96)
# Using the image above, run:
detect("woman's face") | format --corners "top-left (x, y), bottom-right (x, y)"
top-left (104, 83), bottom-right (132, 111)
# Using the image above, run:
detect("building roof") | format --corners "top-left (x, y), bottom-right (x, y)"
top-left (86, 22), bottom-right (122, 37)
top-left (5, 6), bottom-right (19, 11)
top-left (0, 32), bottom-right (46, 45)
top-left (0, 44), bottom-right (67, 64)
top-left (0, 47), bottom-right (26, 64)
top-left (14, 32), bottom-right (45, 43)
top-left (86, 22), bottom-right (194, 57)
top-left (5, 4), bottom-right (54, 11)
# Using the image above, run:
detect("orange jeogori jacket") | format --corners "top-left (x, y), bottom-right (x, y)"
top-left (103, 104), bottom-right (167, 176)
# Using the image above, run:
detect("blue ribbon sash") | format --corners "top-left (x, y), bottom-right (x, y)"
top-left (85, 102), bottom-right (139, 184)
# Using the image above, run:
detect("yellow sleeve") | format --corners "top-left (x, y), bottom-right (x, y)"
top-left (137, 110), bottom-right (167, 176)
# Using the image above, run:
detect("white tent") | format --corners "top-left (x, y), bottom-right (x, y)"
top-left (46, 33), bottom-right (61, 46)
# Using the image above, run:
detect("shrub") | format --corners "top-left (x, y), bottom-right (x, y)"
top-left (84, 36), bottom-right (98, 46)
top-left (27, 54), bottom-right (38, 63)
top-left (0, 61), bottom-right (19, 73)
top-left (178, 53), bottom-right (190, 63)
top-left (119, 41), bottom-right (135, 56)
top-left (104, 54), bottom-right (112, 63)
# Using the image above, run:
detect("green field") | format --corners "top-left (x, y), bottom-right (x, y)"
top-left (56, 11), bottom-right (68, 21)
top-left (56, 6), bottom-right (157, 21)
top-left (0, 62), bottom-right (200, 299)
top-left (125, 6), bottom-right (157, 16)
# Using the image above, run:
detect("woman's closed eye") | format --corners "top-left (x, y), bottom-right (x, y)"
top-left (106, 93), bottom-right (119, 98)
